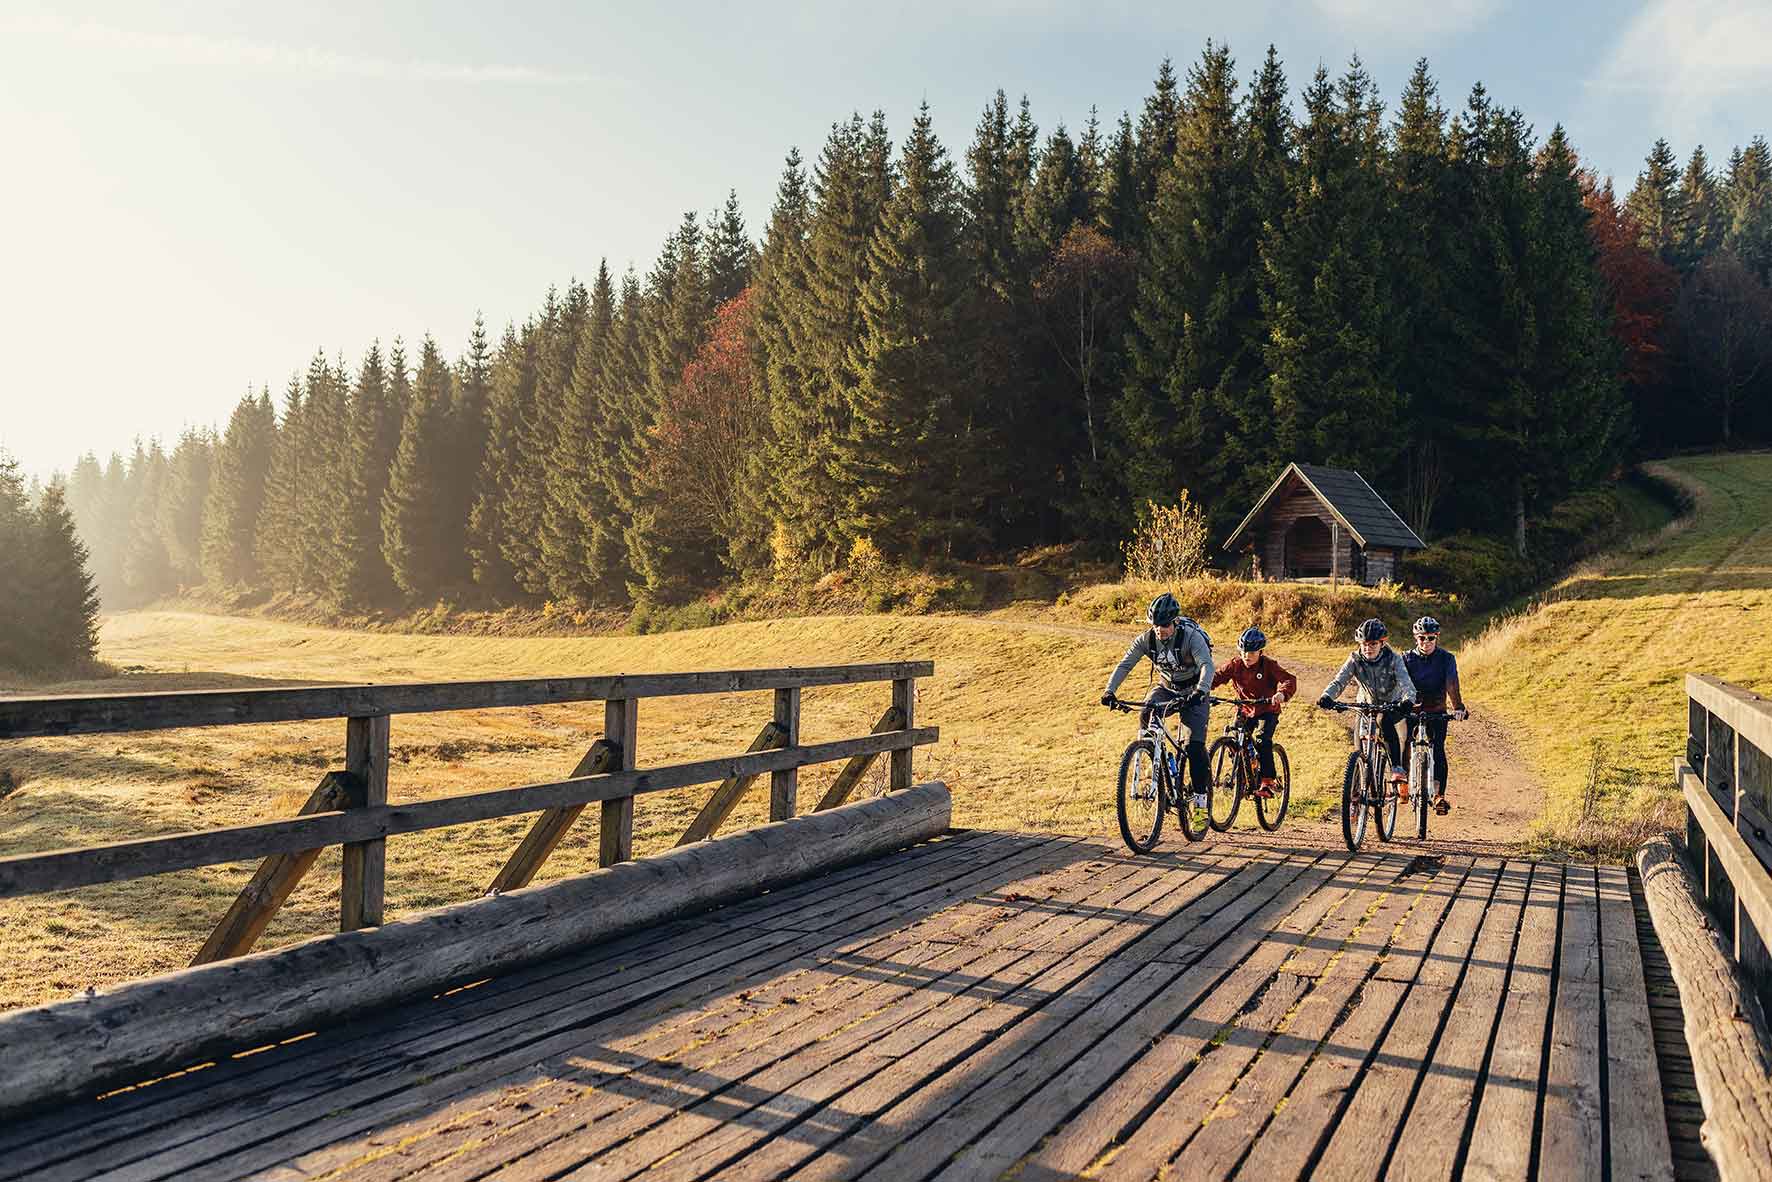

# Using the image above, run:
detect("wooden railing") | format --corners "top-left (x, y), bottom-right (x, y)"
top-left (1678, 673), bottom-right (1772, 1014)
top-left (0, 662), bottom-right (936, 965)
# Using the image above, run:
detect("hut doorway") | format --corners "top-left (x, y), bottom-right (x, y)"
top-left (1284, 515), bottom-right (1332, 578)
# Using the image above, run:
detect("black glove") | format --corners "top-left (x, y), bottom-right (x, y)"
top-left (1100, 692), bottom-right (1116, 709)
top-left (1183, 690), bottom-right (1204, 708)
top-left (1317, 694), bottom-right (1336, 710)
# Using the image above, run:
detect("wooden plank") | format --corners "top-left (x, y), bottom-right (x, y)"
top-left (340, 713), bottom-right (390, 930)
top-left (0, 834), bottom-right (1028, 1181)
top-left (812, 705), bottom-right (903, 811)
top-left (1463, 861), bottom-right (1563, 1180)
top-left (676, 720), bottom-right (787, 845)
top-left (189, 773), bottom-right (353, 966)
top-left (0, 662), bottom-right (937, 739)
top-left (1596, 862), bottom-right (1677, 1182)
top-left (1681, 761), bottom-right (1772, 996)
top-left (0, 727), bottom-right (939, 898)
top-left (770, 686), bottom-right (800, 821)
top-left (891, 677), bottom-right (914, 791)
top-left (486, 740), bottom-right (617, 893)
top-left (1540, 863), bottom-right (1605, 1180)
top-left (0, 784), bottom-right (952, 1117)
top-left (1637, 835), bottom-right (1772, 1182)
top-left (1309, 857), bottom-right (1505, 1181)
top-left (1690, 674), bottom-right (1772, 769)
top-left (49, 830), bottom-right (1072, 1182)
top-left (1389, 859), bottom-right (1532, 1182)
top-left (599, 697), bottom-right (637, 867)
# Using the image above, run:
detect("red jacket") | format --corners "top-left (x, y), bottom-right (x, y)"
top-left (1211, 654), bottom-right (1298, 718)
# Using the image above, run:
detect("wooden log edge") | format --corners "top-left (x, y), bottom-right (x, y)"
top-left (1636, 834), bottom-right (1772, 1181)
top-left (0, 781), bottom-right (952, 1117)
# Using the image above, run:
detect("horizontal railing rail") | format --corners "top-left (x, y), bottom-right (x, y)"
top-left (0, 662), bottom-right (935, 966)
top-left (1680, 672), bottom-right (1772, 1015)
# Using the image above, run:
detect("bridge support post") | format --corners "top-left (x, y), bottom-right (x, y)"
top-left (341, 714), bottom-right (390, 929)
top-left (600, 698), bottom-right (636, 866)
top-left (891, 678), bottom-right (915, 791)
top-left (771, 687), bottom-right (801, 821)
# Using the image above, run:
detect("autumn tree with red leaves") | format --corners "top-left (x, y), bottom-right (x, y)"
top-left (1582, 173), bottom-right (1680, 443)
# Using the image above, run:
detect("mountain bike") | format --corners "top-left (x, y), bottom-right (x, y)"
top-left (1406, 710), bottom-right (1464, 840)
top-left (1326, 701), bottom-right (1403, 850)
top-left (1204, 696), bottom-right (1290, 833)
top-left (1106, 695), bottom-right (1210, 851)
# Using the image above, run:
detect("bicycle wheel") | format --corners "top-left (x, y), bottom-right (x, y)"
top-left (1375, 759), bottom-right (1400, 841)
top-left (1411, 743), bottom-right (1432, 840)
top-left (1116, 739), bottom-right (1164, 854)
top-left (1341, 751), bottom-right (1369, 850)
top-left (1257, 745), bottom-right (1291, 832)
top-left (1207, 738), bottom-right (1242, 832)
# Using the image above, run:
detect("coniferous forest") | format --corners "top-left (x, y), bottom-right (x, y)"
top-left (36, 49), bottom-right (1772, 627)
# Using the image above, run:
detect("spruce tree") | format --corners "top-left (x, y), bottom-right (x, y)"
top-left (1020, 124), bottom-right (1091, 261)
top-left (340, 345), bottom-right (399, 603)
top-left (0, 453), bottom-right (34, 669)
top-left (543, 267), bottom-right (613, 601)
top-left (122, 440), bottom-right (176, 605)
top-left (705, 190), bottom-right (755, 305)
top-left (1099, 114), bottom-right (1142, 244)
top-left (585, 273), bottom-right (646, 599)
top-left (381, 337), bottom-right (467, 599)
top-left (256, 376), bottom-right (309, 591)
top-left (452, 315), bottom-right (494, 595)
top-left (157, 428), bottom-right (214, 587)
top-left (1724, 137), bottom-right (1772, 282)
top-left (301, 351), bottom-right (360, 603)
top-left (467, 323), bottom-right (537, 599)
top-left (201, 389), bottom-right (275, 587)
top-left (1129, 59), bottom-right (1182, 248)
top-left (31, 481), bottom-right (100, 667)
top-left (1626, 138), bottom-right (1683, 264)
top-left (1675, 146), bottom-right (1725, 269)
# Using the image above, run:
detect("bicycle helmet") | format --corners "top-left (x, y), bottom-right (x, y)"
top-left (1147, 592), bottom-right (1182, 628)
top-left (1238, 627), bottom-right (1267, 652)
top-left (1412, 616), bottom-right (1441, 636)
top-left (1354, 618), bottom-right (1388, 643)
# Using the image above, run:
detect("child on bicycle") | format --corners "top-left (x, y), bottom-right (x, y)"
top-left (1317, 618), bottom-right (1417, 788)
top-left (1403, 616), bottom-right (1468, 816)
top-left (1210, 627), bottom-right (1297, 798)
top-left (1100, 592), bottom-right (1214, 808)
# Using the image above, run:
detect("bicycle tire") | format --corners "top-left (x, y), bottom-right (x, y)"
top-left (1341, 751), bottom-right (1369, 850)
top-left (1206, 738), bottom-right (1242, 832)
top-left (1375, 761), bottom-right (1400, 841)
top-left (1116, 739), bottom-right (1164, 854)
top-left (1258, 745), bottom-right (1291, 832)
top-left (1411, 744), bottom-right (1432, 840)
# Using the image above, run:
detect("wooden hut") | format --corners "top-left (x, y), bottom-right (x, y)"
top-left (1223, 462), bottom-right (1425, 586)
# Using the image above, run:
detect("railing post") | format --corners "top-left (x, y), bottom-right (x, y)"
top-left (890, 677), bottom-right (915, 791)
top-left (341, 714), bottom-right (390, 929)
top-left (600, 697), bottom-right (636, 866)
top-left (770, 687), bottom-right (801, 821)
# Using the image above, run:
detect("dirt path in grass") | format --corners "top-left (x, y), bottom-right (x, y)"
top-left (974, 615), bottom-right (1544, 855)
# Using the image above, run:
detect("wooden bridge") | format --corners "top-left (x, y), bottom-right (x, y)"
top-left (1, 668), bottom-right (1768, 1181)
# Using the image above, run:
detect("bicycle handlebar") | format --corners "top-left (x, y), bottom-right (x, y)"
top-left (1207, 695), bottom-right (1273, 707)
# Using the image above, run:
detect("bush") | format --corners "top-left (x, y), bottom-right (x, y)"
top-left (1121, 491), bottom-right (1211, 583)
top-left (1404, 534), bottom-right (1531, 605)
top-left (1057, 575), bottom-right (1449, 644)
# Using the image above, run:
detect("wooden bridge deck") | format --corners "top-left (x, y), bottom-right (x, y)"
top-left (0, 830), bottom-right (1673, 1182)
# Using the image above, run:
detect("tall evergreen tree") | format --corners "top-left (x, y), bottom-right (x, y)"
top-left (31, 482), bottom-right (101, 667)
top-left (1675, 145), bottom-right (1726, 269)
top-left (1626, 137), bottom-right (1683, 263)
top-left (202, 388), bottom-right (276, 588)
top-left (1021, 124), bottom-right (1092, 261)
top-left (0, 454), bottom-right (34, 669)
top-left (1129, 59), bottom-right (1183, 249)
top-left (705, 190), bottom-right (755, 305)
top-left (467, 323), bottom-right (538, 599)
top-left (1724, 137), bottom-right (1772, 282)
top-left (122, 440), bottom-right (175, 604)
top-left (1098, 114), bottom-right (1142, 244)
top-left (256, 376), bottom-right (309, 590)
top-left (584, 272), bottom-right (647, 598)
top-left (382, 337), bottom-right (468, 598)
top-left (157, 428), bottom-right (214, 587)
top-left (543, 266), bottom-right (614, 601)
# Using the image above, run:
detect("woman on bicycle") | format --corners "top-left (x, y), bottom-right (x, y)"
top-left (1403, 616), bottom-right (1468, 816)
top-left (1317, 618), bottom-right (1417, 788)
top-left (1210, 627), bottom-right (1296, 798)
top-left (1101, 592), bottom-right (1214, 808)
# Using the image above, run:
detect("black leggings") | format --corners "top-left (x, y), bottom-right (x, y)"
top-left (1406, 715), bottom-right (1451, 789)
top-left (1141, 686), bottom-right (1211, 795)
top-left (1236, 714), bottom-right (1280, 779)
top-left (1376, 705), bottom-right (1410, 771)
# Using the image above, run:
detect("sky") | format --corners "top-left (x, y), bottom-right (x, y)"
top-left (3, 0), bottom-right (1770, 481)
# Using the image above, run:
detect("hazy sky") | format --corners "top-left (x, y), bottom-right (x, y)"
top-left (3, 0), bottom-right (1769, 480)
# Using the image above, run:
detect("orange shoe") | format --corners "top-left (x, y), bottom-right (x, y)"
top-left (1256, 778), bottom-right (1277, 799)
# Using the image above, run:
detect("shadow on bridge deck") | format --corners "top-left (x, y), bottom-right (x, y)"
top-left (0, 829), bottom-right (1673, 1181)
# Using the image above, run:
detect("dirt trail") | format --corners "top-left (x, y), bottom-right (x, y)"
top-left (970, 615), bottom-right (1542, 855)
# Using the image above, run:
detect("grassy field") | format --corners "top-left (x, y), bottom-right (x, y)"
top-left (1461, 452), bottom-right (1772, 854)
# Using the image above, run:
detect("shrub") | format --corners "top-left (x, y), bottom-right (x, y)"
top-left (1121, 491), bottom-right (1211, 583)
top-left (1404, 533), bottom-right (1531, 605)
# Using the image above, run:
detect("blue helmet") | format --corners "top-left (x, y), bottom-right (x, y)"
top-left (1147, 592), bottom-right (1182, 627)
top-left (1238, 627), bottom-right (1267, 653)
top-left (1355, 618), bottom-right (1388, 643)
top-left (1413, 616), bottom-right (1441, 637)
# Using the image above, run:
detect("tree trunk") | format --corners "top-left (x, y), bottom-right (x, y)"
top-left (1514, 482), bottom-right (1528, 558)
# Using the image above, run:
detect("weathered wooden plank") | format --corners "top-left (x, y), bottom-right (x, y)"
top-left (340, 713), bottom-right (390, 930)
top-left (1463, 860), bottom-right (1563, 1181)
top-left (55, 832), bottom-right (1077, 1182)
top-left (1690, 674), bottom-right (1772, 773)
top-left (0, 783), bottom-right (952, 1116)
top-left (1388, 859), bottom-right (1532, 1182)
top-left (598, 697), bottom-right (637, 867)
top-left (0, 727), bottom-right (939, 898)
top-left (812, 705), bottom-right (903, 812)
top-left (189, 773), bottom-right (352, 966)
top-left (486, 740), bottom-right (617, 893)
top-left (890, 677), bottom-right (915, 791)
top-left (676, 719), bottom-right (787, 845)
top-left (770, 686), bottom-right (800, 821)
top-left (0, 662), bottom-right (937, 738)
top-left (1540, 863), bottom-right (1605, 1180)
top-left (1681, 761), bottom-right (1772, 955)
top-left (1638, 834), bottom-right (1772, 1182)
top-left (1596, 862), bottom-right (1677, 1182)
top-left (0, 833), bottom-right (1028, 1181)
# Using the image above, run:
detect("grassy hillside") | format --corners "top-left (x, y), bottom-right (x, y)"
top-left (1461, 452), bottom-right (1772, 854)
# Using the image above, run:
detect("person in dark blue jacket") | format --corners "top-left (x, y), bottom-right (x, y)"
top-left (1403, 616), bottom-right (1468, 815)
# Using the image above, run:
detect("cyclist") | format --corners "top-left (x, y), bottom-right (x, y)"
top-left (1209, 627), bottom-right (1297, 798)
top-left (1101, 592), bottom-right (1215, 809)
top-left (1316, 618), bottom-right (1417, 789)
top-left (1403, 616), bottom-right (1469, 816)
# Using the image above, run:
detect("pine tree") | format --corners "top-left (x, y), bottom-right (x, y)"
top-left (1099, 114), bottom-right (1141, 244)
top-left (202, 389), bottom-right (276, 588)
top-left (256, 376), bottom-right (309, 591)
top-left (705, 190), bottom-right (755, 305)
top-left (452, 315), bottom-right (494, 595)
top-left (30, 481), bottom-right (100, 667)
top-left (1129, 59), bottom-right (1182, 248)
top-left (381, 337), bottom-right (467, 599)
top-left (1724, 137), bottom-right (1772, 282)
top-left (122, 440), bottom-right (176, 604)
top-left (495, 301), bottom-right (553, 596)
top-left (1020, 124), bottom-right (1092, 261)
top-left (157, 428), bottom-right (214, 587)
top-left (342, 345), bottom-right (399, 603)
top-left (0, 453), bottom-right (34, 669)
top-left (585, 273), bottom-right (646, 599)
top-left (1626, 138), bottom-right (1683, 264)
top-left (1675, 145), bottom-right (1725, 269)
top-left (543, 266), bottom-right (614, 601)
top-left (467, 323), bottom-right (536, 599)
top-left (301, 351), bottom-right (360, 604)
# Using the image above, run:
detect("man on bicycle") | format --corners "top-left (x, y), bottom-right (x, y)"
top-left (1403, 616), bottom-right (1468, 816)
top-left (1101, 592), bottom-right (1214, 809)
top-left (1210, 627), bottom-right (1296, 798)
top-left (1317, 618), bottom-right (1417, 788)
